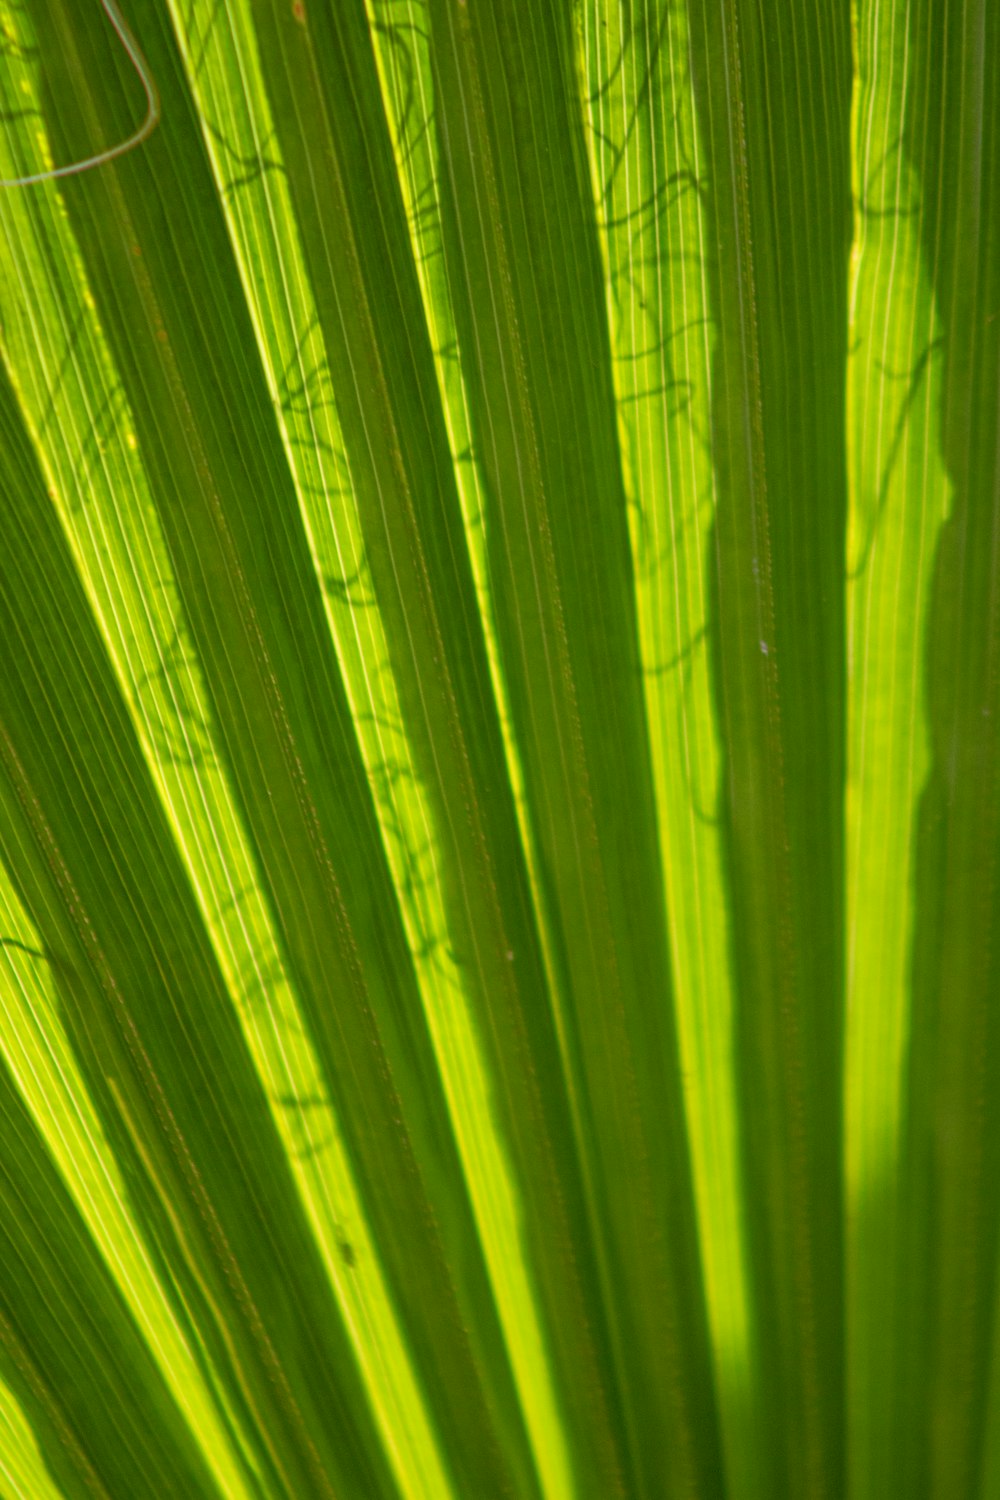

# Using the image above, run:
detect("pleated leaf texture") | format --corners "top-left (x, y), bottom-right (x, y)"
top-left (0, 1), bottom-right (996, 1498)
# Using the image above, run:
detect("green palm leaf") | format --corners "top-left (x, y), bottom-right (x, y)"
top-left (0, 1), bottom-right (995, 1498)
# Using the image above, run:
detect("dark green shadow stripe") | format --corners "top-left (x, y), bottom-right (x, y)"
top-left (687, 1), bottom-right (852, 1495)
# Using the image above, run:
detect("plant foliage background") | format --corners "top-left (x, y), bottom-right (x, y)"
top-left (0, 0), bottom-right (996, 1497)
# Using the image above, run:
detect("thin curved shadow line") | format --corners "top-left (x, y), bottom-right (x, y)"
top-left (0, 0), bottom-right (159, 188)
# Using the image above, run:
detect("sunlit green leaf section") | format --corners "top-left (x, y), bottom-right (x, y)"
top-left (0, 17), bottom-right (272, 1498)
top-left (360, 10), bottom-right (586, 1487)
top-left (576, 5), bottom-right (756, 1496)
top-left (0, 9), bottom-right (441, 1498)
top-left (0, 1356), bottom-right (60, 1500)
top-left (364, 0), bottom-right (545, 940)
top-left (169, 3), bottom-right (573, 1496)
top-left (846, 2), bottom-right (949, 1495)
top-left (0, 881), bottom-right (253, 1500)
